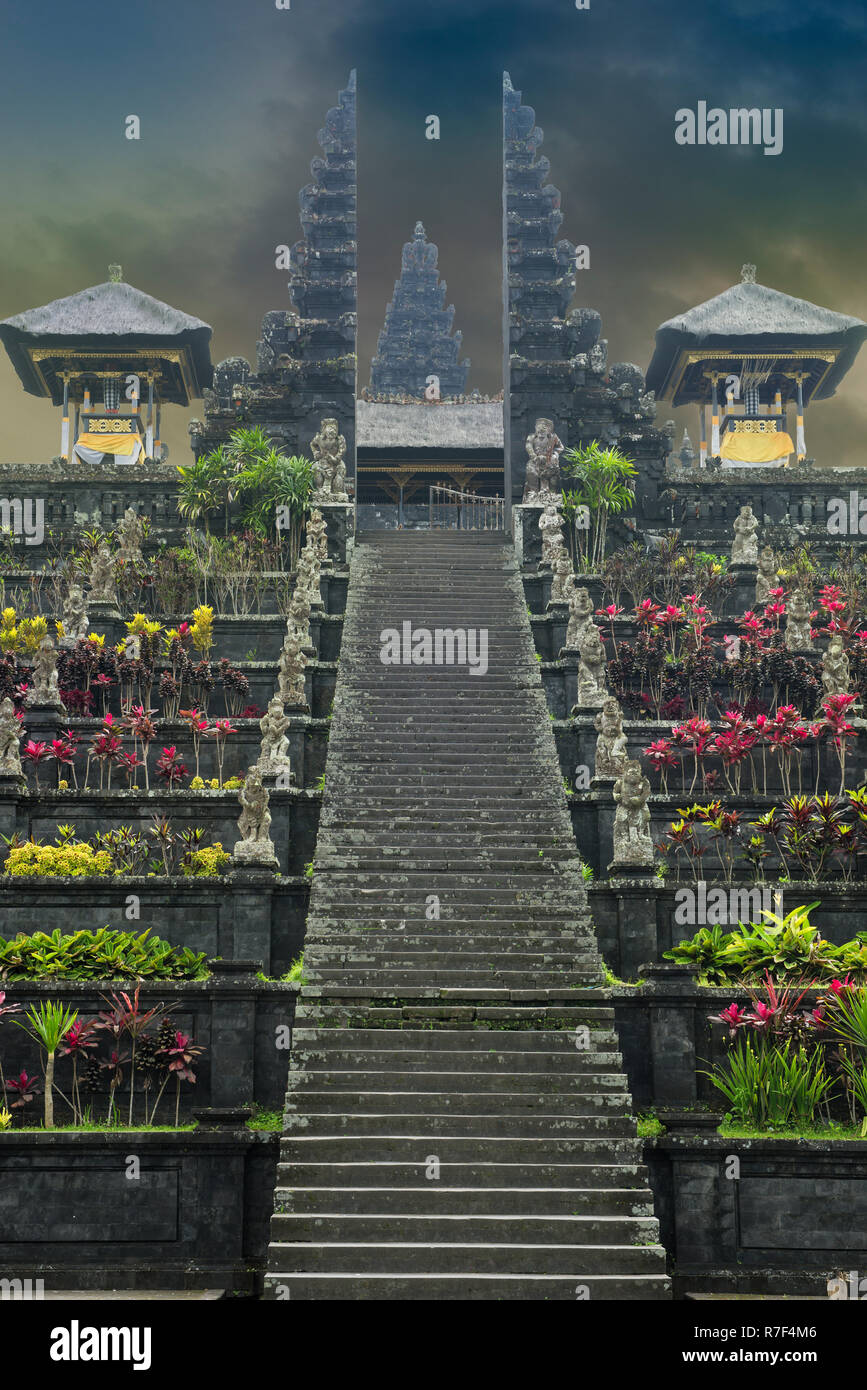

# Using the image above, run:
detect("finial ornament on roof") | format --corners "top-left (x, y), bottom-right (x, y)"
top-left (108, 264), bottom-right (123, 283)
top-left (740, 263), bottom-right (757, 285)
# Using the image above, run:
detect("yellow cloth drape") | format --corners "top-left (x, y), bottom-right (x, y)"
top-left (720, 430), bottom-right (794, 464)
top-left (75, 432), bottom-right (142, 456)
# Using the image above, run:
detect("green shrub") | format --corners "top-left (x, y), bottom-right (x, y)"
top-left (664, 903), bottom-right (867, 984)
top-left (0, 928), bottom-right (208, 982)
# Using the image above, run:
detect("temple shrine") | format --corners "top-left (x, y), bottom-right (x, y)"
top-left (645, 263), bottom-right (867, 468)
top-left (0, 265), bottom-right (213, 466)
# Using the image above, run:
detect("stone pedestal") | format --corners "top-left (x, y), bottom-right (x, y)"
top-left (560, 648), bottom-right (580, 713)
top-left (0, 772), bottom-right (23, 844)
top-left (318, 502), bottom-right (354, 567)
top-left (205, 959), bottom-right (262, 1106)
top-left (607, 872), bottom-right (664, 981)
top-left (307, 612), bottom-right (322, 658)
top-left (22, 705), bottom-right (67, 742)
top-left (639, 961), bottom-right (703, 1108)
top-left (728, 562), bottom-right (758, 617)
top-left (547, 600), bottom-right (569, 653)
top-left (513, 504), bottom-right (543, 571)
top-left (285, 712), bottom-right (311, 787)
top-left (87, 600), bottom-right (122, 644)
top-left (230, 869), bottom-right (278, 968)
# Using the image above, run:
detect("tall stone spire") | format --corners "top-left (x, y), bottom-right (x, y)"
top-left (370, 221), bottom-right (470, 399)
top-left (192, 72), bottom-right (358, 477)
top-left (502, 73), bottom-right (669, 519)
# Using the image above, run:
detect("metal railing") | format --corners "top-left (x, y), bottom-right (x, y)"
top-left (429, 485), bottom-right (505, 531)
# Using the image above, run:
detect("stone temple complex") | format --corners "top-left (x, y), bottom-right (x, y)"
top-left (2, 67), bottom-right (867, 1314)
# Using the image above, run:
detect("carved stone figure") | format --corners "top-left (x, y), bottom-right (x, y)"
top-left (278, 629), bottom-right (309, 708)
top-left (594, 697), bottom-right (628, 779)
top-left (285, 588), bottom-right (313, 653)
top-left (310, 418), bottom-right (349, 502)
top-left (25, 637), bottom-right (65, 709)
top-left (88, 543), bottom-right (117, 605)
top-left (256, 693), bottom-right (292, 779)
top-left (549, 547), bottom-right (576, 605)
top-left (306, 508), bottom-right (329, 567)
top-left (731, 505), bottom-right (759, 566)
top-left (61, 583), bottom-right (89, 646)
top-left (785, 588), bottom-right (814, 652)
top-left (296, 537), bottom-right (323, 608)
top-left (523, 418), bottom-right (564, 504)
top-left (0, 697), bottom-right (22, 776)
top-left (116, 507), bottom-right (145, 565)
top-left (566, 587), bottom-right (598, 650)
top-left (576, 627), bottom-right (608, 708)
top-left (612, 759), bottom-right (655, 868)
top-left (233, 765), bottom-right (278, 867)
top-left (755, 546), bottom-right (778, 606)
top-left (538, 500), bottom-right (565, 569)
top-left (822, 634), bottom-right (850, 697)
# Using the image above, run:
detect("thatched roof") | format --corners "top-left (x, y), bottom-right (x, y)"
top-left (0, 279), bottom-right (213, 403)
top-left (646, 273), bottom-right (867, 404)
top-left (357, 400), bottom-right (503, 450)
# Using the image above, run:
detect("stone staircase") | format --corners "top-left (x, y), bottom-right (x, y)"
top-left (264, 529), bottom-right (670, 1300)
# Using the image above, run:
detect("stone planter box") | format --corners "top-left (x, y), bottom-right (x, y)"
top-left (55, 612), bottom-right (344, 664)
top-left (18, 716), bottom-right (329, 790)
top-left (0, 1126), bottom-right (278, 1292)
top-left (571, 788), bottom-right (856, 882)
top-left (0, 874), bottom-right (309, 975)
top-left (541, 658), bottom-right (838, 723)
top-left (554, 717), bottom-right (855, 796)
top-left (3, 785), bottom-right (321, 877)
top-left (588, 878), bottom-right (867, 981)
top-left (606, 969), bottom-right (863, 1116)
top-left (20, 658), bottom-right (338, 735)
top-left (644, 1132), bottom-right (867, 1297)
top-left (0, 967), bottom-right (298, 1115)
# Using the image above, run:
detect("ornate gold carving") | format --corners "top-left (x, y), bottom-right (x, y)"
top-left (730, 419), bottom-right (781, 435)
top-left (82, 418), bottom-right (136, 434)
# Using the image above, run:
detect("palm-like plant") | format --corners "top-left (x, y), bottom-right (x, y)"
top-left (198, 444), bottom-right (237, 536)
top-left (235, 448), bottom-right (314, 567)
top-left (561, 442), bottom-right (637, 571)
top-left (176, 456), bottom-right (220, 533)
top-left (14, 1000), bottom-right (78, 1128)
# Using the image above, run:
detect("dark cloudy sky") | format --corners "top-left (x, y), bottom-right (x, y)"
top-left (1, 0), bottom-right (865, 463)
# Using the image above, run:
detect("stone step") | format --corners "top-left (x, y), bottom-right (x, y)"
top-left (278, 1135), bottom-right (645, 1163)
top-left (283, 1112), bottom-right (638, 1138)
top-left (304, 929), bottom-right (592, 946)
top-left (304, 943), bottom-right (591, 961)
top-left (289, 1027), bottom-right (612, 1052)
top-left (270, 1212), bottom-right (659, 1245)
top-left (295, 1011), bottom-right (615, 1033)
top-left (276, 1160), bottom-right (651, 1189)
top-left (314, 852), bottom-right (580, 871)
top-left (305, 913), bottom-right (592, 927)
top-left (288, 1050), bottom-right (626, 1075)
top-left (284, 1089), bottom-right (633, 1116)
top-left (266, 1240), bottom-right (665, 1276)
top-left (302, 971), bottom-right (598, 988)
top-left (274, 1186), bottom-right (655, 1217)
top-left (261, 1272), bottom-right (671, 1301)
top-left (285, 1069), bottom-right (630, 1094)
top-left (305, 953), bottom-right (594, 970)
